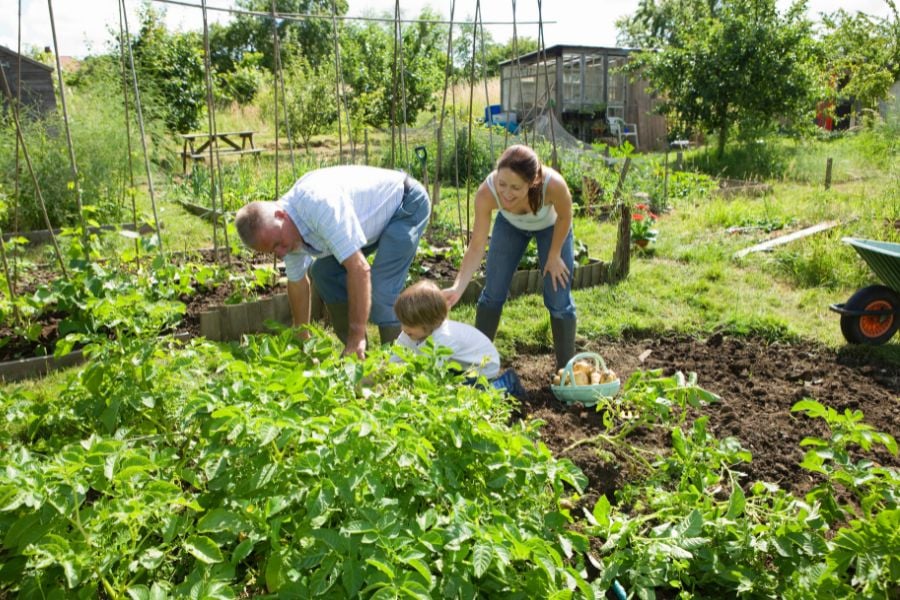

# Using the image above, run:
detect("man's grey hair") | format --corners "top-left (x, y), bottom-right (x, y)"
top-left (234, 201), bottom-right (272, 248)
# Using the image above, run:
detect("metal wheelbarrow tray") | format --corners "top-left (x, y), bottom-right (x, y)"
top-left (830, 237), bottom-right (900, 345)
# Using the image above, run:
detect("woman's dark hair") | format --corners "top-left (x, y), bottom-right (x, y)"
top-left (496, 144), bottom-right (544, 214)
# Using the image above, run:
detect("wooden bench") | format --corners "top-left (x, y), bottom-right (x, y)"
top-left (180, 130), bottom-right (263, 173)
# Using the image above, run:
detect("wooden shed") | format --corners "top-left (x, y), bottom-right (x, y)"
top-left (498, 45), bottom-right (668, 151)
top-left (0, 45), bottom-right (56, 117)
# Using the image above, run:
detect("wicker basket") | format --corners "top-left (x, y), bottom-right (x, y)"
top-left (551, 352), bottom-right (620, 406)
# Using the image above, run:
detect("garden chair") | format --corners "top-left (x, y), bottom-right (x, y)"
top-left (606, 116), bottom-right (639, 150)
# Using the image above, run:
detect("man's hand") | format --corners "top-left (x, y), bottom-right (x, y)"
top-left (343, 338), bottom-right (367, 360)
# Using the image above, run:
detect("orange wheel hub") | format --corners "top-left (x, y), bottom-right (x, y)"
top-left (860, 300), bottom-right (895, 338)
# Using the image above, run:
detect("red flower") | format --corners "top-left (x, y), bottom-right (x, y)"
top-left (633, 213), bottom-right (645, 221)
top-left (635, 203), bottom-right (649, 211)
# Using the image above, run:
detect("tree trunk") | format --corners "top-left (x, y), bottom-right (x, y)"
top-left (716, 126), bottom-right (728, 159)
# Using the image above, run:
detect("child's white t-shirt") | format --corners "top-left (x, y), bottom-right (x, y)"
top-left (393, 319), bottom-right (501, 379)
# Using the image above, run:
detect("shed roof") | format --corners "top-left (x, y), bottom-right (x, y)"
top-left (497, 44), bottom-right (639, 67)
top-left (0, 45), bottom-right (54, 72)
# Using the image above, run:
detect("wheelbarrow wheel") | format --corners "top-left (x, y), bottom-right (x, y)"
top-left (840, 285), bottom-right (900, 345)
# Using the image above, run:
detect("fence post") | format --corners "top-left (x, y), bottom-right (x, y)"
top-left (364, 128), bottom-right (369, 166)
top-left (825, 157), bottom-right (833, 190)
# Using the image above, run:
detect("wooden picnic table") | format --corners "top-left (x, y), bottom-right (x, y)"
top-left (180, 130), bottom-right (263, 173)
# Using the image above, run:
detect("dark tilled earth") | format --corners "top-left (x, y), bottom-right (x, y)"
top-left (510, 334), bottom-right (900, 507)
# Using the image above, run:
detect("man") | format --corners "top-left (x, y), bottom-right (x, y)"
top-left (234, 165), bottom-right (430, 358)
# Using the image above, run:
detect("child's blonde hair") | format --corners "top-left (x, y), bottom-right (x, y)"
top-left (394, 280), bottom-right (448, 332)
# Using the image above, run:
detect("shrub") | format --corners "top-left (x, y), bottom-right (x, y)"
top-left (0, 77), bottom-right (136, 232)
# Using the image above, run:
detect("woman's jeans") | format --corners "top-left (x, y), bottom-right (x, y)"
top-left (310, 177), bottom-right (431, 326)
top-left (478, 212), bottom-right (576, 319)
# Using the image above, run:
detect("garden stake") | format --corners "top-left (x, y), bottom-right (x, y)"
top-left (270, 0), bottom-right (281, 189)
top-left (117, 0), bottom-right (140, 270)
top-left (0, 228), bottom-right (23, 327)
top-left (431, 0), bottom-right (457, 206)
top-left (200, 0), bottom-right (223, 263)
top-left (612, 157), bottom-right (632, 203)
top-left (0, 65), bottom-right (68, 279)
top-left (48, 0), bottom-right (89, 250)
top-left (120, 0), bottom-right (165, 258)
top-left (275, 17), bottom-right (298, 179)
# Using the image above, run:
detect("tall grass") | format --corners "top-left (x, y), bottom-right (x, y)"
top-left (446, 77), bottom-right (501, 122)
top-left (682, 118), bottom-right (900, 184)
top-left (0, 75), bottom-right (157, 232)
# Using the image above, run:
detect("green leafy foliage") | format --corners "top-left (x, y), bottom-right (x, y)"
top-left (793, 399), bottom-right (899, 521)
top-left (0, 94), bottom-right (133, 232)
top-left (276, 59), bottom-right (339, 152)
top-left (622, 0), bottom-right (822, 157)
top-left (216, 0), bottom-right (346, 75)
top-left (820, 9), bottom-right (900, 117)
top-left (129, 5), bottom-right (205, 133)
top-left (0, 332), bottom-right (601, 598)
top-left (2, 230), bottom-right (273, 358)
top-left (340, 8), bottom-right (447, 130)
top-left (213, 51), bottom-right (265, 105)
top-left (577, 373), bottom-right (900, 598)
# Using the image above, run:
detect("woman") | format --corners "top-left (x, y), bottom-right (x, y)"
top-left (443, 144), bottom-right (577, 368)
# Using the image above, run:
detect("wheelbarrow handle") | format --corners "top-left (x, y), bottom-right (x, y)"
top-left (829, 303), bottom-right (896, 317)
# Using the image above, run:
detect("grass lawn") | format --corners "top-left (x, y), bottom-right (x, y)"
top-left (432, 135), bottom-right (899, 363)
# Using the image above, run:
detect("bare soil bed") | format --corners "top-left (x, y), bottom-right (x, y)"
top-left (511, 334), bottom-right (900, 507)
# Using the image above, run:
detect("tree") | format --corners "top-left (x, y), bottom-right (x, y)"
top-left (622, 0), bottom-right (821, 157)
top-left (452, 21), bottom-right (538, 81)
top-left (615, 0), bottom-right (685, 48)
top-left (279, 59), bottom-right (337, 152)
top-left (482, 36), bottom-right (539, 78)
top-left (212, 0), bottom-right (347, 75)
top-left (340, 9), bottom-right (446, 128)
top-left (820, 5), bottom-right (900, 118)
top-left (215, 51), bottom-right (265, 105)
top-left (130, 5), bottom-right (205, 133)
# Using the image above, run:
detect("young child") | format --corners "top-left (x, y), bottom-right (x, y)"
top-left (392, 280), bottom-right (525, 397)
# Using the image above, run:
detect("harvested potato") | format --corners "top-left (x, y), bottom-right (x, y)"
top-left (551, 359), bottom-right (619, 387)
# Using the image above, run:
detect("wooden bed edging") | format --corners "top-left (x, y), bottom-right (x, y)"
top-left (2, 222), bottom-right (161, 244)
top-left (0, 333), bottom-right (192, 384)
top-left (200, 254), bottom-right (623, 343)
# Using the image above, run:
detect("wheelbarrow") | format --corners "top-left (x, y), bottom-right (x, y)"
top-left (829, 237), bottom-right (900, 345)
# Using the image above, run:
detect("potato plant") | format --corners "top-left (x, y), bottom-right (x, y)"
top-left (1, 230), bottom-right (277, 358)
top-left (0, 331), bottom-right (604, 598)
top-left (580, 374), bottom-right (899, 599)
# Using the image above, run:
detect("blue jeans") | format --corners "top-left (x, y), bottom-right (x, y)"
top-left (310, 178), bottom-right (431, 326)
top-left (478, 212), bottom-right (576, 319)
